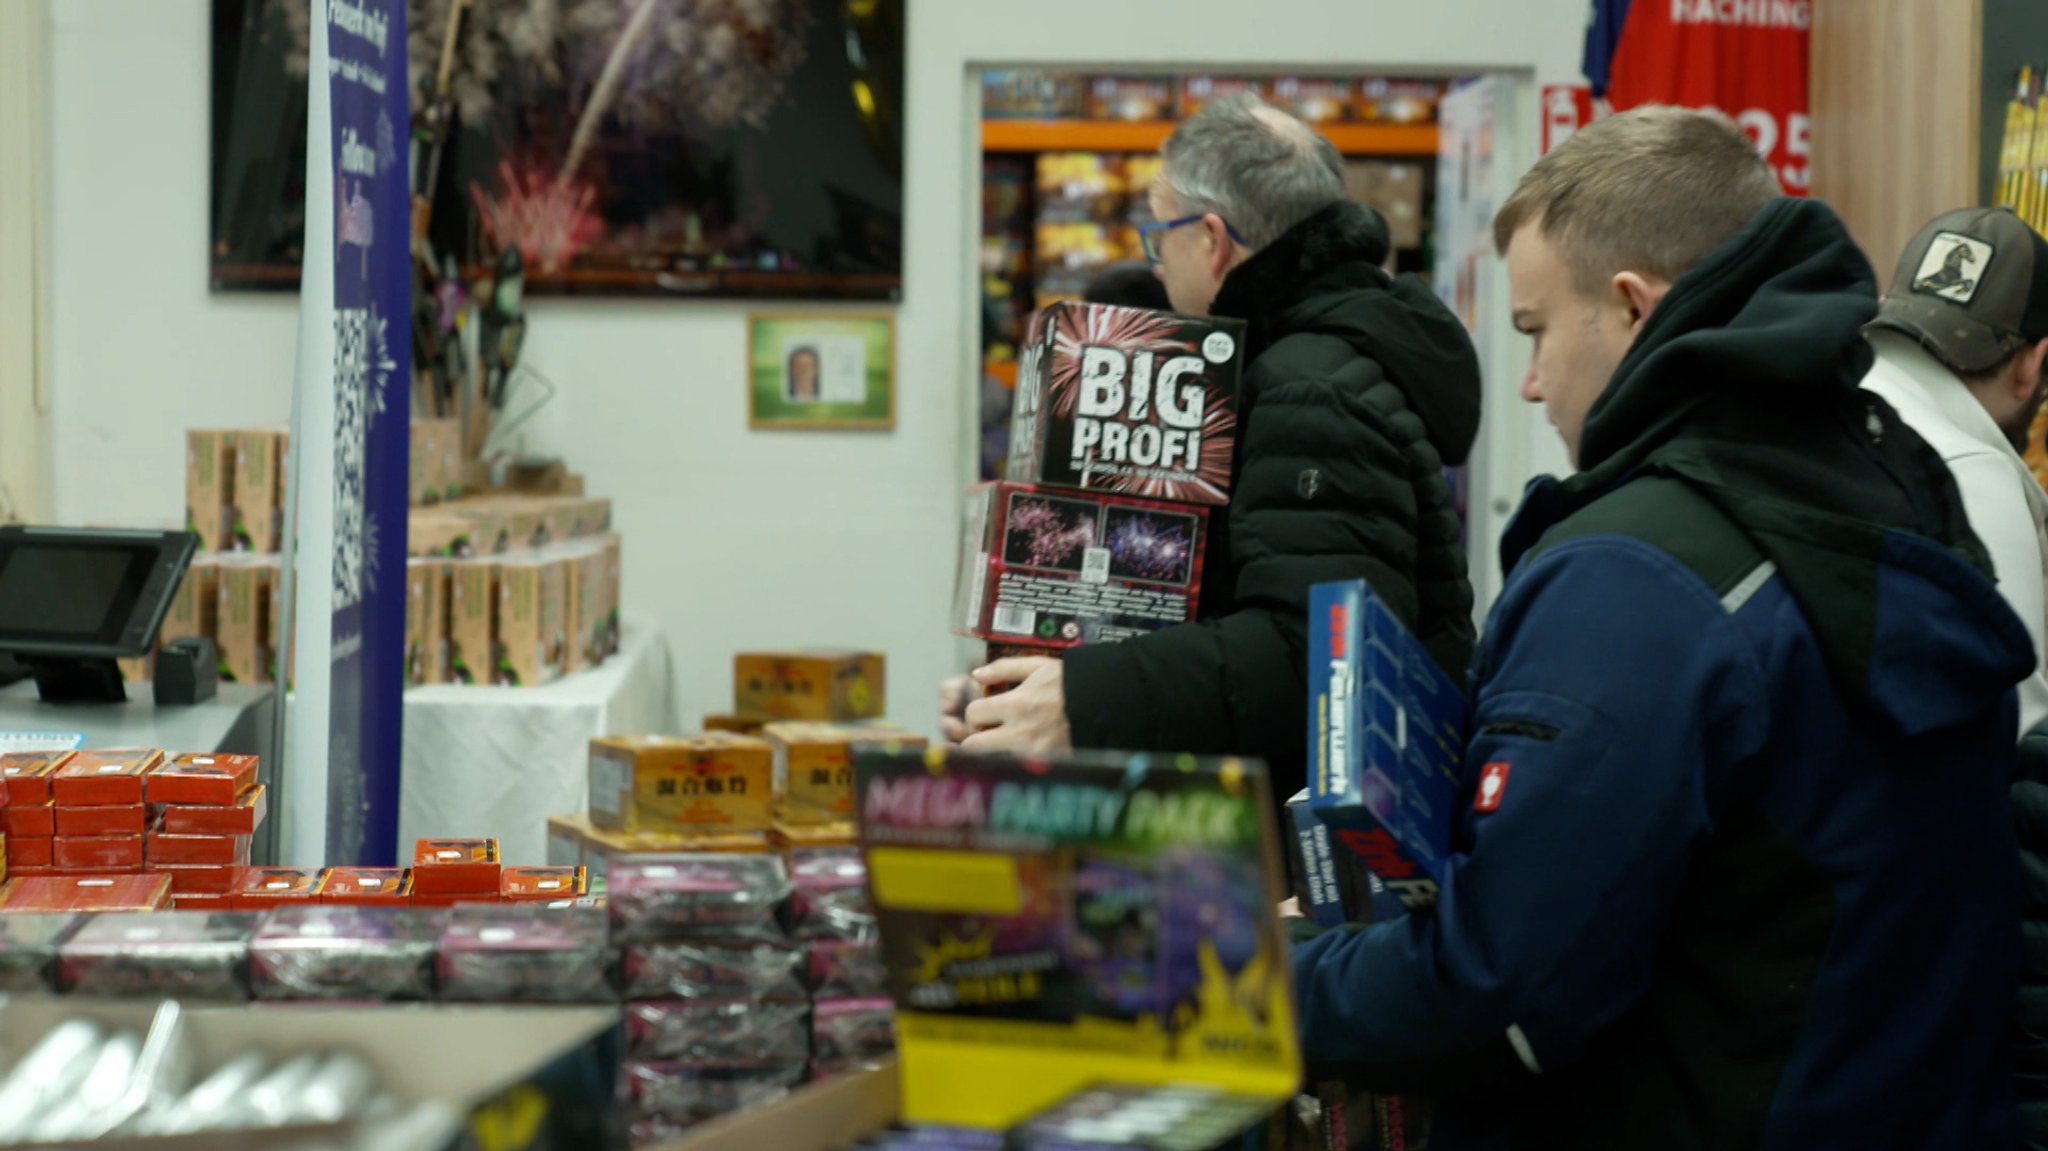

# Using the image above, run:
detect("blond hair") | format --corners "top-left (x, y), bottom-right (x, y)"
top-left (1493, 105), bottom-right (1780, 294)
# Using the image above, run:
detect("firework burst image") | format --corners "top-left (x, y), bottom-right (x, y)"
top-left (1105, 510), bottom-right (1195, 585)
top-left (1003, 496), bottom-right (1098, 573)
top-left (1046, 305), bottom-right (1189, 419)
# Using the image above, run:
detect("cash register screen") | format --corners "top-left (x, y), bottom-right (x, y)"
top-left (0, 543), bottom-right (155, 647)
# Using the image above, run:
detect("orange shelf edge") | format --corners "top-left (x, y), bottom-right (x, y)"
top-left (981, 120), bottom-right (1438, 157)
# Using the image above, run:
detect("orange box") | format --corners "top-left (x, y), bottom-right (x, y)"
top-left (703, 714), bottom-right (767, 737)
top-left (159, 784), bottom-right (266, 836)
top-left (587, 734), bottom-right (775, 834)
top-left (410, 891), bottom-right (500, 908)
top-left (147, 833), bottom-right (251, 867)
top-left (52, 751), bottom-right (165, 807)
top-left (769, 820), bottom-right (860, 850)
top-left (3, 806), bottom-right (52, 838)
top-left (155, 863), bottom-right (245, 895)
top-left (0, 752), bottom-right (71, 806)
top-left (733, 651), bottom-right (886, 722)
top-left (8, 837), bottom-right (49, 869)
top-left (230, 867), bottom-right (321, 909)
top-left (54, 805), bottom-right (146, 837)
top-left (147, 754), bottom-right (260, 806)
top-left (766, 723), bottom-right (925, 826)
top-left (0, 873), bottom-right (170, 913)
top-left (4, 867), bottom-right (54, 882)
top-left (411, 838), bottom-right (502, 894)
top-left (55, 835), bottom-right (143, 870)
top-left (172, 892), bottom-right (233, 912)
top-left (501, 866), bottom-right (587, 902)
top-left (316, 867), bottom-right (414, 906)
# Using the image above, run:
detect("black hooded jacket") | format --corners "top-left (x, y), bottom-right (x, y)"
top-left (1061, 201), bottom-right (1483, 798)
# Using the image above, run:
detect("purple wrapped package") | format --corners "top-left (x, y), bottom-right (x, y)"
top-left (619, 1059), bottom-right (806, 1125)
top-left (437, 903), bottom-right (619, 1003)
top-left (788, 847), bottom-right (874, 941)
top-left (622, 938), bottom-right (806, 1001)
top-left (810, 937), bottom-right (887, 999)
top-left (248, 905), bottom-right (446, 1001)
top-left (625, 999), bottom-right (810, 1062)
top-left (812, 997), bottom-right (896, 1063)
top-left (0, 913), bottom-right (83, 992)
top-left (58, 911), bottom-right (259, 1000)
top-left (607, 854), bottom-right (791, 944)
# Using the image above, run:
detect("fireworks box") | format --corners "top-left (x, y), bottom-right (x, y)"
top-left (459, 498), bottom-right (548, 551)
top-left (0, 913), bottom-right (80, 992)
top-left (581, 824), bottom-right (774, 892)
top-left (559, 540), bottom-right (612, 674)
top-left (230, 865), bottom-right (322, 909)
top-left (159, 782), bottom-right (267, 835)
top-left (853, 746), bottom-right (1301, 1131)
top-left (161, 555), bottom-right (220, 652)
top-left (607, 853), bottom-right (791, 945)
top-left (589, 734), bottom-right (776, 836)
top-left (734, 651), bottom-right (887, 722)
top-left (59, 910), bottom-right (260, 1000)
top-left (411, 417), bottom-right (463, 505)
top-left (954, 482), bottom-right (1208, 650)
top-left (0, 873), bottom-right (172, 914)
top-left (1177, 75), bottom-right (1268, 118)
top-left (626, 998), bottom-right (812, 1063)
top-left (497, 555), bottom-right (567, 687)
top-left (1, 751), bottom-right (70, 806)
top-left (231, 428), bottom-right (286, 552)
top-left (1286, 790), bottom-right (1400, 930)
top-left (1306, 579), bottom-right (1468, 913)
top-left (621, 937), bottom-right (808, 1001)
top-left (407, 558), bottom-right (451, 685)
top-left (53, 749), bottom-right (165, 806)
top-left (766, 723), bottom-right (926, 826)
top-left (1270, 76), bottom-right (1359, 123)
top-left (409, 510), bottom-right (504, 559)
top-left (436, 903), bottom-right (618, 1003)
top-left (503, 865), bottom-right (589, 902)
top-left (186, 429), bottom-right (237, 552)
top-left (317, 866), bottom-right (414, 906)
top-left (787, 846), bottom-right (873, 943)
top-left (250, 904), bottom-right (445, 1001)
top-left (448, 559), bottom-right (496, 684)
top-left (1085, 76), bottom-right (1176, 122)
top-left (148, 752), bottom-right (259, 805)
top-left (214, 555), bottom-right (273, 684)
top-left (1008, 303), bottom-right (1244, 506)
top-left (413, 837), bottom-right (504, 895)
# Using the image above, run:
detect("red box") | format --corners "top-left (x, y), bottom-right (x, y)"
top-left (158, 784), bottom-right (266, 836)
top-left (953, 482), bottom-right (1209, 650)
top-left (55, 835), bottom-right (143, 870)
top-left (3, 805), bottom-right (52, 838)
top-left (411, 838), bottom-right (501, 894)
top-left (316, 867), bottom-right (413, 906)
top-left (1007, 303), bottom-right (1245, 506)
top-left (0, 873), bottom-right (170, 913)
top-left (155, 863), bottom-right (245, 895)
top-left (0, 752), bottom-right (70, 807)
top-left (7, 837), bottom-right (49, 869)
top-left (4, 867), bottom-right (54, 881)
top-left (146, 753), bottom-right (259, 806)
top-left (54, 804), bottom-right (146, 837)
top-left (411, 891), bottom-right (499, 907)
top-left (171, 892), bottom-right (233, 912)
top-left (52, 750), bottom-right (164, 807)
top-left (502, 866), bottom-right (587, 901)
top-left (230, 867), bottom-right (321, 909)
top-left (147, 833), bottom-right (251, 867)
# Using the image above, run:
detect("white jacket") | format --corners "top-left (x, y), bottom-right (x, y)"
top-left (1862, 332), bottom-right (2048, 738)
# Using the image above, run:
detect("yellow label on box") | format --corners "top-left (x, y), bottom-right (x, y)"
top-left (867, 847), bottom-right (1020, 916)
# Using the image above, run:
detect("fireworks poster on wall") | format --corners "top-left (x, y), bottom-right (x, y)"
top-left (210, 0), bottom-right (905, 299)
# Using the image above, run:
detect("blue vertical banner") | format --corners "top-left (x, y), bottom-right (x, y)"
top-left (285, 0), bottom-right (409, 866)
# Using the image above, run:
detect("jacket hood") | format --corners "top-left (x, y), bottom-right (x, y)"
top-left (1211, 201), bottom-right (1483, 466)
top-left (1504, 198), bottom-right (2033, 735)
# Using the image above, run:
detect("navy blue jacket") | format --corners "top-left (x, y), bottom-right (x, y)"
top-left (1292, 199), bottom-right (2036, 1148)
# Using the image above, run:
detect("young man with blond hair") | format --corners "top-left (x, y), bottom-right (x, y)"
top-left (1290, 105), bottom-right (2032, 1148)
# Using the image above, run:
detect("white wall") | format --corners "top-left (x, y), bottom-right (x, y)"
top-left (46, 0), bottom-right (1586, 735)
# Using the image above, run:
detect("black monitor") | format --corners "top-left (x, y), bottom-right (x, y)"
top-left (0, 527), bottom-right (198, 703)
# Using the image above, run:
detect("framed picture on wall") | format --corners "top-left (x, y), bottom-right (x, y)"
top-left (748, 314), bottom-right (896, 430)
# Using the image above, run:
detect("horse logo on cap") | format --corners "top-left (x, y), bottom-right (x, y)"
top-left (1912, 231), bottom-right (1993, 304)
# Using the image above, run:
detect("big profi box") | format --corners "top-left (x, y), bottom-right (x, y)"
top-left (1307, 579), bottom-right (1468, 913)
top-left (186, 429), bottom-right (236, 552)
top-left (231, 428), bottom-right (286, 552)
top-left (1007, 301), bottom-right (1244, 506)
top-left (954, 481), bottom-right (1207, 650)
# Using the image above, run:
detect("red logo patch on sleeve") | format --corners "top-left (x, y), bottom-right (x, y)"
top-left (1475, 762), bottom-right (1511, 813)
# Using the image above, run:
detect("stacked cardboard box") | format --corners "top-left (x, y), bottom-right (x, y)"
top-left (187, 429), bottom-right (288, 554)
top-left (955, 302), bottom-right (1244, 660)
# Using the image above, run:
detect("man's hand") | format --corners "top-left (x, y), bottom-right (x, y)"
top-left (960, 658), bottom-right (1073, 754)
top-left (938, 674), bottom-right (982, 746)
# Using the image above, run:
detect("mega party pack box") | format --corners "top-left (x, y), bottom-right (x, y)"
top-left (1306, 579), bottom-right (1467, 914)
top-left (853, 746), bottom-right (1301, 1131)
top-left (1008, 303), bottom-right (1245, 506)
top-left (954, 482), bottom-right (1206, 650)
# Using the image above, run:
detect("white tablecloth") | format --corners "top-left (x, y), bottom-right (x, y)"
top-left (397, 616), bottom-right (673, 863)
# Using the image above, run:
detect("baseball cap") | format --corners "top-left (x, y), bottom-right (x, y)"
top-left (1867, 207), bottom-right (2048, 374)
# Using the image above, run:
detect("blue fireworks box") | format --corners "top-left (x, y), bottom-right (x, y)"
top-left (1305, 580), bottom-right (1467, 915)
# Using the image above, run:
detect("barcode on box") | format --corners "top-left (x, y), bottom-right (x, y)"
top-left (993, 605), bottom-right (1035, 635)
top-left (1081, 547), bottom-right (1110, 585)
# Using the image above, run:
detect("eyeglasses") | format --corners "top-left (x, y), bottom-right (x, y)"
top-left (1138, 214), bottom-right (1246, 263)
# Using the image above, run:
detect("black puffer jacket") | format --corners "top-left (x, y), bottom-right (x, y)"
top-left (1062, 201), bottom-right (1482, 799)
top-left (2019, 723), bottom-right (2048, 1148)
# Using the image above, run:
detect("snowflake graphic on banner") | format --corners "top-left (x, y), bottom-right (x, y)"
top-left (332, 307), bottom-right (368, 610)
